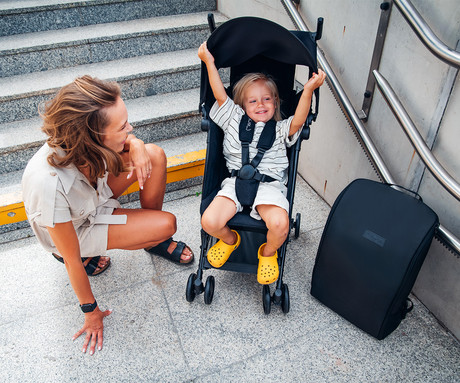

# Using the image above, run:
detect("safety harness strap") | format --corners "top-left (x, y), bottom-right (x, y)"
top-left (233, 115), bottom-right (278, 206)
top-left (238, 114), bottom-right (277, 166)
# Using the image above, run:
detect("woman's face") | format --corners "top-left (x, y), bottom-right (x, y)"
top-left (243, 80), bottom-right (276, 123)
top-left (101, 97), bottom-right (133, 153)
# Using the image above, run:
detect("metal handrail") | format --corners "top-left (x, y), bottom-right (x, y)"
top-left (280, 0), bottom-right (393, 183)
top-left (280, 0), bottom-right (460, 255)
top-left (373, 70), bottom-right (460, 202)
top-left (394, 0), bottom-right (460, 68)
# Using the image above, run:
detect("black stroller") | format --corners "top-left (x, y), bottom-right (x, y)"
top-left (186, 15), bottom-right (323, 314)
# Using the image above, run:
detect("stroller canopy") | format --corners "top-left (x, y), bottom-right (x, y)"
top-left (207, 16), bottom-right (317, 72)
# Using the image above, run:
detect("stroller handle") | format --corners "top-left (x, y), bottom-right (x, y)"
top-left (314, 17), bottom-right (324, 41)
top-left (208, 13), bottom-right (216, 33)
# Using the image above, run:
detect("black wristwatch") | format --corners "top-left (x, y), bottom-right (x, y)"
top-left (80, 300), bottom-right (97, 313)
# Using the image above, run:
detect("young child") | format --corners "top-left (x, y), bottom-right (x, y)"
top-left (198, 42), bottom-right (326, 285)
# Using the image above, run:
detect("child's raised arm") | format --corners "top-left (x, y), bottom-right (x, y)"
top-left (198, 42), bottom-right (227, 106)
top-left (289, 69), bottom-right (326, 136)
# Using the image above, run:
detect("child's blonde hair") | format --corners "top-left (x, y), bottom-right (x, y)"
top-left (233, 73), bottom-right (281, 121)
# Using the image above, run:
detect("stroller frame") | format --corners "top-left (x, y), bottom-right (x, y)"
top-left (186, 14), bottom-right (323, 314)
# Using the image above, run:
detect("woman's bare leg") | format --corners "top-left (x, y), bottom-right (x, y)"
top-left (107, 144), bottom-right (191, 261)
top-left (108, 143), bottom-right (166, 210)
top-left (107, 208), bottom-right (176, 250)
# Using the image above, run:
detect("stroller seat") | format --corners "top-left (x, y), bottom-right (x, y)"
top-left (186, 15), bottom-right (323, 314)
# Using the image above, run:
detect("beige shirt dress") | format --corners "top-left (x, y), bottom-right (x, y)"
top-left (21, 143), bottom-right (127, 257)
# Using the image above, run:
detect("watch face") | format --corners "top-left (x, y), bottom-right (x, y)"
top-left (80, 301), bottom-right (96, 313)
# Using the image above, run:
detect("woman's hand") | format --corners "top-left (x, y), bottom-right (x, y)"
top-left (73, 307), bottom-right (112, 355)
top-left (125, 135), bottom-right (152, 190)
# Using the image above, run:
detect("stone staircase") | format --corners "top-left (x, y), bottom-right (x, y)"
top-left (0, 0), bottom-right (227, 243)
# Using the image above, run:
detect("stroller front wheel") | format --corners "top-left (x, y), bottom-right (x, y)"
top-left (281, 283), bottom-right (290, 314)
top-left (186, 273), bottom-right (197, 302)
top-left (204, 275), bottom-right (215, 304)
top-left (262, 285), bottom-right (272, 314)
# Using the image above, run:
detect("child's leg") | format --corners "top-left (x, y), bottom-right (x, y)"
top-left (201, 196), bottom-right (238, 245)
top-left (256, 204), bottom-right (290, 256)
top-left (201, 196), bottom-right (241, 268)
top-left (255, 204), bottom-right (289, 284)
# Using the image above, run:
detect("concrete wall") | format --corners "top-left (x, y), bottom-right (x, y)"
top-left (217, 0), bottom-right (460, 339)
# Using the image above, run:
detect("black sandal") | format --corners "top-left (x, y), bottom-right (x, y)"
top-left (144, 238), bottom-right (194, 265)
top-left (51, 253), bottom-right (110, 276)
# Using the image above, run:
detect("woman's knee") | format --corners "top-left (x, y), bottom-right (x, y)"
top-left (162, 211), bottom-right (177, 236)
top-left (146, 143), bottom-right (166, 169)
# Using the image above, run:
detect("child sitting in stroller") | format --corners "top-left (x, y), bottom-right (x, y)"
top-left (198, 41), bottom-right (326, 285)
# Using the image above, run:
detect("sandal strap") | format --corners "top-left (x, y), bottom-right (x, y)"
top-left (84, 256), bottom-right (101, 275)
top-left (169, 241), bottom-right (186, 263)
top-left (145, 237), bottom-right (173, 255)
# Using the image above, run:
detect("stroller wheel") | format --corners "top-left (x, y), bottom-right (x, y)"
top-left (294, 213), bottom-right (301, 239)
top-left (281, 283), bottom-right (290, 314)
top-left (262, 285), bottom-right (271, 315)
top-left (186, 273), bottom-right (197, 302)
top-left (204, 275), bottom-right (215, 304)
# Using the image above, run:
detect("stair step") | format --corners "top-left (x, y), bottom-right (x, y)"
top-left (0, 3), bottom-right (221, 242)
top-left (0, 0), bottom-right (217, 37)
top-left (0, 131), bottom-right (208, 230)
top-left (0, 47), bottom-right (206, 123)
top-left (0, 12), bottom-right (226, 78)
top-left (0, 87), bottom-right (206, 174)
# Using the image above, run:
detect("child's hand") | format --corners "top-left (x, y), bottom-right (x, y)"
top-left (304, 69), bottom-right (326, 92)
top-left (198, 42), bottom-right (214, 65)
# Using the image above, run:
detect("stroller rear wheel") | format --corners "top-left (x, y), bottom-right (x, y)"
top-left (294, 213), bottom-right (301, 239)
top-left (262, 285), bottom-right (272, 314)
top-left (186, 273), bottom-right (197, 302)
top-left (204, 275), bottom-right (215, 304)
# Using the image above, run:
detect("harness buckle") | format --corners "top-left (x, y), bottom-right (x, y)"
top-left (239, 164), bottom-right (257, 180)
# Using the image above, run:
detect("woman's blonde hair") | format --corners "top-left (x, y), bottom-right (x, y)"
top-left (41, 75), bottom-right (127, 181)
top-left (232, 73), bottom-right (281, 121)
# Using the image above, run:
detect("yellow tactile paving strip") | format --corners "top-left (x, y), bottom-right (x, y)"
top-left (0, 149), bottom-right (206, 226)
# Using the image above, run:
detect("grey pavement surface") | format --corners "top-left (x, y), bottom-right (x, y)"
top-left (0, 177), bottom-right (459, 382)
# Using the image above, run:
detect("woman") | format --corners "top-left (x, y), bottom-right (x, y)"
top-left (21, 75), bottom-right (194, 355)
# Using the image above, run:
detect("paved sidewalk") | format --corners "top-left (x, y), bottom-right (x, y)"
top-left (0, 177), bottom-right (458, 382)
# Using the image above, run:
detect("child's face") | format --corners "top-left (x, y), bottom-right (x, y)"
top-left (243, 80), bottom-right (276, 123)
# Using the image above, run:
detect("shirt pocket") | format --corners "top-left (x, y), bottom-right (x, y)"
top-left (69, 196), bottom-right (97, 226)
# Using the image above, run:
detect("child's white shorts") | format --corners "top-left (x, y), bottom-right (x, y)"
top-left (216, 176), bottom-right (289, 220)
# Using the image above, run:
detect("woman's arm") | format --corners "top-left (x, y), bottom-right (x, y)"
top-left (198, 42), bottom-right (227, 106)
top-left (47, 221), bottom-right (111, 355)
top-left (123, 134), bottom-right (152, 190)
top-left (289, 70), bottom-right (326, 136)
